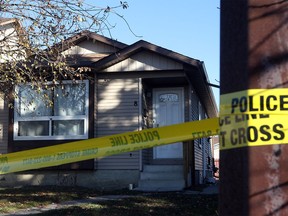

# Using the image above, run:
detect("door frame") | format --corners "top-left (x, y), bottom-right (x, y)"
top-left (152, 87), bottom-right (184, 159)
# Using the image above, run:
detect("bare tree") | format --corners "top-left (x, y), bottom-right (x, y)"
top-left (0, 0), bottom-right (129, 102)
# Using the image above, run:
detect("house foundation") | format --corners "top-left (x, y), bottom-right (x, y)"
top-left (0, 170), bottom-right (140, 190)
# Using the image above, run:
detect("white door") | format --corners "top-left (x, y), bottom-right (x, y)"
top-left (153, 88), bottom-right (184, 159)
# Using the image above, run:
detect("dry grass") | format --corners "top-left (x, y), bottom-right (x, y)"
top-left (0, 186), bottom-right (218, 216)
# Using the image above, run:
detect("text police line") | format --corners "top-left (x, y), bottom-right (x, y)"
top-left (231, 95), bottom-right (288, 114)
top-left (220, 89), bottom-right (288, 150)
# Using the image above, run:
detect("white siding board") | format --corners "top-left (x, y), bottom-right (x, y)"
top-left (63, 40), bottom-right (117, 55)
top-left (97, 152), bottom-right (139, 170)
top-left (97, 118), bottom-right (138, 124)
top-left (98, 83), bottom-right (138, 90)
top-left (97, 102), bottom-right (137, 107)
top-left (98, 95), bottom-right (138, 100)
top-left (98, 88), bottom-right (139, 92)
top-left (97, 127), bottom-right (138, 131)
top-left (98, 109), bottom-right (138, 115)
top-left (97, 116), bottom-right (138, 123)
top-left (104, 51), bottom-right (183, 72)
top-left (97, 131), bottom-right (136, 136)
top-left (96, 78), bottom-right (140, 170)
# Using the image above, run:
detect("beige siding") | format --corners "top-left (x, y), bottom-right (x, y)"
top-left (0, 22), bottom-right (25, 62)
top-left (95, 78), bottom-right (140, 170)
top-left (0, 96), bottom-right (8, 154)
top-left (190, 89), bottom-right (203, 171)
top-left (104, 51), bottom-right (183, 72)
top-left (95, 152), bottom-right (140, 170)
top-left (63, 40), bottom-right (117, 56)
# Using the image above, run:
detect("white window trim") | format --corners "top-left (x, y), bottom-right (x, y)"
top-left (14, 80), bottom-right (89, 140)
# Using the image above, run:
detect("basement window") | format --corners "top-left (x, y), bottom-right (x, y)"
top-left (14, 80), bottom-right (89, 140)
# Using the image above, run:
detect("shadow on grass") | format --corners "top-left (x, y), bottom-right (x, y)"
top-left (36, 193), bottom-right (218, 216)
top-left (0, 186), bottom-right (88, 203)
top-left (0, 186), bottom-right (218, 216)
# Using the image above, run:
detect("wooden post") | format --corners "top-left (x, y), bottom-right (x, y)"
top-left (220, 0), bottom-right (288, 215)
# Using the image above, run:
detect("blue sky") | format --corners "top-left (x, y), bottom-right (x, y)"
top-left (93, 1), bottom-right (220, 105)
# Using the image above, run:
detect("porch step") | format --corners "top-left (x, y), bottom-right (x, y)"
top-left (140, 172), bottom-right (182, 180)
top-left (142, 165), bottom-right (183, 173)
top-left (136, 165), bottom-right (185, 192)
top-left (137, 179), bottom-right (185, 192)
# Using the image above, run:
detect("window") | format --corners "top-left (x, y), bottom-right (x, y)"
top-left (159, 93), bottom-right (179, 102)
top-left (14, 80), bottom-right (89, 140)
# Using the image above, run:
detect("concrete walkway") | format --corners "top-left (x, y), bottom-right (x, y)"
top-left (185, 183), bottom-right (219, 195)
top-left (0, 195), bottom-right (135, 216)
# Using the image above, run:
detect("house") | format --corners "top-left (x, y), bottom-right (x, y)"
top-left (0, 30), bottom-right (218, 191)
top-left (0, 18), bottom-right (26, 155)
top-left (0, 18), bottom-right (26, 62)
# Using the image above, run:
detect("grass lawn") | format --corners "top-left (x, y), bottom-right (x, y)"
top-left (0, 186), bottom-right (218, 216)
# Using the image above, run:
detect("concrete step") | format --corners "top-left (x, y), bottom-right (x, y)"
top-left (136, 165), bottom-right (185, 192)
top-left (137, 179), bottom-right (185, 192)
top-left (140, 171), bottom-right (182, 180)
top-left (142, 165), bottom-right (183, 173)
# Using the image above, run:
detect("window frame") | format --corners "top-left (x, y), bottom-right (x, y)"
top-left (13, 80), bottom-right (89, 140)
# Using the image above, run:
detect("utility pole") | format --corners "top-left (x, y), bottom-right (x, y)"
top-left (220, 0), bottom-right (288, 215)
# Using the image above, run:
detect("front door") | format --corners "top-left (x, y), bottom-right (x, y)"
top-left (153, 88), bottom-right (184, 159)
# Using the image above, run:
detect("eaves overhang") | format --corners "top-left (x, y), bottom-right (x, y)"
top-left (90, 38), bottom-right (218, 118)
top-left (52, 30), bottom-right (128, 54)
top-left (92, 40), bottom-right (201, 71)
top-left (185, 62), bottom-right (218, 118)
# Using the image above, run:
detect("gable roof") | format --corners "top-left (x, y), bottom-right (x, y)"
top-left (0, 18), bottom-right (24, 33)
top-left (58, 31), bottom-right (218, 117)
top-left (55, 30), bottom-right (128, 53)
top-left (91, 37), bottom-right (218, 118)
top-left (0, 18), bottom-right (29, 59)
top-left (0, 18), bottom-right (18, 26)
top-left (93, 40), bottom-right (201, 71)
top-left (48, 31), bottom-right (128, 66)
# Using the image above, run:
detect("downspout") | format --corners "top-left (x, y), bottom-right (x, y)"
top-left (186, 74), bottom-right (196, 186)
top-left (198, 61), bottom-right (215, 183)
top-left (138, 78), bottom-right (143, 171)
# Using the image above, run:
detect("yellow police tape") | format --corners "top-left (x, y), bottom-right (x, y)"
top-left (0, 118), bottom-right (219, 174)
top-left (220, 89), bottom-right (288, 150)
top-left (1, 89), bottom-right (287, 174)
